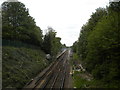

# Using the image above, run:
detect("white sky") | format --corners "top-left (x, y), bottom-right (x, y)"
top-left (0, 0), bottom-right (109, 46)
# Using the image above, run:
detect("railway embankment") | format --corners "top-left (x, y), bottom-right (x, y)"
top-left (2, 41), bottom-right (49, 88)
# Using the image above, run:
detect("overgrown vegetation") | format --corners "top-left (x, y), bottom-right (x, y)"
top-left (71, 53), bottom-right (119, 88)
top-left (73, 71), bottom-right (119, 88)
top-left (2, 41), bottom-right (49, 88)
top-left (72, 1), bottom-right (120, 88)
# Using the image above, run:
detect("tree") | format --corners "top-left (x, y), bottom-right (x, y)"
top-left (85, 1), bottom-right (120, 80)
top-left (77, 8), bottom-right (107, 63)
top-left (72, 41), bottom-right (78, 53)
top-left (42, 27), bottom-right (62, 57)
top-left (2, 1), bottom-right (43, 46)
top-left (74, 2), bottom-right (120, 86)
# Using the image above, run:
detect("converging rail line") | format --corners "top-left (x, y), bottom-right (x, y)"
top-left (23, 49), bottom-right (71, 89)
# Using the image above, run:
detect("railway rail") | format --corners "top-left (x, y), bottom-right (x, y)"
top-left (23, 49), bottom-right (71, 89)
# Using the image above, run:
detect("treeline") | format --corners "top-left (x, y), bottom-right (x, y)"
top-left (2, 1), bottom-right (63, 57)
top-left (72, 2), bottom-right (120, 87)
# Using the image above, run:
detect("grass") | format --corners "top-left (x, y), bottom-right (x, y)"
top-left (2, 45), bottom-right (49, 88)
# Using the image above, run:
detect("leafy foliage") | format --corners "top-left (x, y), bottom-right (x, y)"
top-left (77, 8), bottom-right (107, 67)
top-left (86, 9), bottom-right (120, 80)
top-left (2, 1), bottom-right (43, 46)
top-left (42, 27), bottom-right (62, 57)
top-left (72, 41), bottom-right (78, 53)
top-left (73, 2), bottom-right (120, 87)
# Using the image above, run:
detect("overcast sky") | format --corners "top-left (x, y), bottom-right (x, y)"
top-left (0, 0), bottom-right (109, 46)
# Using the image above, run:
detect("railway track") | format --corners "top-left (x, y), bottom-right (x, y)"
top-left (23, 49), bottom-right (71, 89)
top-left (51, 53), bottom-right (68, 89)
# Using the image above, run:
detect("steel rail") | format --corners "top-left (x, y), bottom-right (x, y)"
top-left (31, 50), bottom-right (67, 89)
